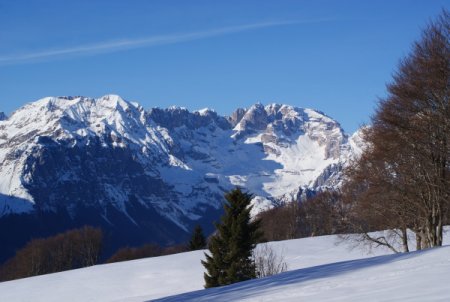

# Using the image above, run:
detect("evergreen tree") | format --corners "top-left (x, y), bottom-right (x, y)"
top-left (188, 225), bottom-right (206, 251)
top-left (202, 188), bottom-right (262, 288)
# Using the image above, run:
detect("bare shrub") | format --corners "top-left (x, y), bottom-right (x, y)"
top-left (253, 243), bottom-right (288, 278)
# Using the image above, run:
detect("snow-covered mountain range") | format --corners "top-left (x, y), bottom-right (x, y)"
top-left (0, 95), bottom-right (363, 260)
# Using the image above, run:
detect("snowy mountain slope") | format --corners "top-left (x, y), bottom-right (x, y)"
top-left (148, 102), bottom-right (358, 216)
top-left (232, 104), bottom-right (349, 204)
top-left (0, 231), bottom-right (448, 302)
top-left (0, 95), bottom-right (171, 213)
top-left (0, 96), bottom-right (193, 261)
top-left (0, 95), bottom-right (362, 261)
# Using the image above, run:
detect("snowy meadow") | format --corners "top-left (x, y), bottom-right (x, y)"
top-left (1, 230), bottom-right (449, 302)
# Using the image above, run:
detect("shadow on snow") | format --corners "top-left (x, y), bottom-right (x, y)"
top-left (150, 248), bottom-right (435, 302)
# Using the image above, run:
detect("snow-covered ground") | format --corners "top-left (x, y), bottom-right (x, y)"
top-left (0, 232), bottom-right (449, 302)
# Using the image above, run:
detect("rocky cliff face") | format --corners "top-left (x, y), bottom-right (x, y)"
top-left (0, 95), bottom-right (362, 261)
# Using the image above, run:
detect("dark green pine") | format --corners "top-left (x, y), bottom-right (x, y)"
top-left (202, 188), bottom-right (262, 288)
top-left (188, 225), bottom-right (206, 251)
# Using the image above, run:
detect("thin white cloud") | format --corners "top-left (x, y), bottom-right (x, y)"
top-left (0, 19), bottom-right (332, 65)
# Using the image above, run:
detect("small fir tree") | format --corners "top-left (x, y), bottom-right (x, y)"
top-left (202, 188), bottom-right (262, 288)
top-left (188, 225), bottom-right (206, 251)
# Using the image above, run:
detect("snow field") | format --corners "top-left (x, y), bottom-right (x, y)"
top-left (1, 230), bottom-right (448, 302)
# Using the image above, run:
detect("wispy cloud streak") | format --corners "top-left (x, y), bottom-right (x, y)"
top-left (0, 19), bottom-right (332, 65)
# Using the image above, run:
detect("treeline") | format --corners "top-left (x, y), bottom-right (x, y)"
top-left (0, 226), bottom-right (102, 281)
top-left (106, 243), bottom-right (188, 263)
top-left (105, 225), bottom-right (208, 263)
top-left (257, 191), bottom-right (351, 241)
top-left (0, 225), bottom-right (204, 282)
top-left (259, 182), bottom-right (450, 252)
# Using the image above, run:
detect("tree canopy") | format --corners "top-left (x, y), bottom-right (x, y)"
top-left (202, 188), bottom-right (262, 288)
top-left (188, 225), bottom-right (206, 251)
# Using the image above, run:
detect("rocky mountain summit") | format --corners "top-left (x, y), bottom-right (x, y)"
top-left (0, 95), bottom-right (363, 261)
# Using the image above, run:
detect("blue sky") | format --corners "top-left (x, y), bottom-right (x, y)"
top-left (0, 0), bottom-right (448, 133)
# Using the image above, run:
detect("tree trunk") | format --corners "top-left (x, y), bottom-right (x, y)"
top-left (437, 217), bottom-right (443, 246)
top-left (401, 228), bottom-right (409, 253)
top-left (416, 231), bottom-right (422, 251)
top-left (421, 230), bottom-right (430, 249)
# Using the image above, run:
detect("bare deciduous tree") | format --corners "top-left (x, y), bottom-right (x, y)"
top-left (342, 9), bottom-right (450, 251)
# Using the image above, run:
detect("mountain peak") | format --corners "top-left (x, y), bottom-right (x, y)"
top-left (97, 94), bottom-right (132, 110)
top-left (194, 108), bottom-right (215, 116)
top-left (231, 103), bottom-right (339, 135)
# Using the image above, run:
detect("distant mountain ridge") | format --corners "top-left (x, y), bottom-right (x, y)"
top-left (0, 95), bottom-right (363, 261)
